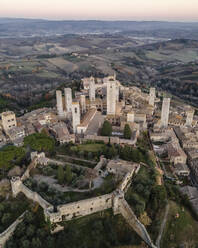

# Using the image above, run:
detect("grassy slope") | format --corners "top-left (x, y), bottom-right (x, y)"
top-left (161, 201), bottom-right (198, 248)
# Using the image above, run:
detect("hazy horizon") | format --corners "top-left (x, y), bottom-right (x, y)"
top-left (1, 0), bottom-right (198, 22)
top-left (1, 17), bottom-right (198, 23)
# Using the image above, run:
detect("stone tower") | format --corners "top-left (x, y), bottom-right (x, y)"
top-left (149, 88), bottom-right (156, 106)
top-left (64, 88), bottom-right (72, 113)
top-left (72, 102), bottom-right (80, 133)
top-left (186, 109), bottom-right (194, 126)
top-left (107, 79), bottom-right (117, 115)
top-left (115, 82), bottom-right (120, 102)
top-left (80, 95), bottom-right (86, 113)
top-left (56, 90), bottom-right (64, 118)
top-left (89, 77), bottom-right (95, 102)
top-left (161, 98), bottom-right (170, 128)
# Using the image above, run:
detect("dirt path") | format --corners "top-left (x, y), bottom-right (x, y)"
top-left (56, 154), bottom-right (96, 165)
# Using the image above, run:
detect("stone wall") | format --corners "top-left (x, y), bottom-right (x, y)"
top-left (84, 134), bottom-right (137, 145)
top-left (10, 153), bottom-right (155, 248)
top-left (118, 199), bottom-right (157, 248)
top-left (46, 193), bottom-right (113, 223)
top-left (21, 158), bottom-right (37, 181)
top-left (0, 211), bottom-right (27, 248)
top-left (11, 177), bottom-right (53, 211)
top-left (94, 156), bottom-right (107, 171)
top-left (118, 172), bottom-right (134, 192)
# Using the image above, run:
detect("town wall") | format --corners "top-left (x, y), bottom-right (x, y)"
top-left (0, 211), bottom-right (27, 248)
top-left (84, 135), bottom-right (137, 145)
top-left (118, 199), bottom-right (156, 248)
top-left (11, 177), bottom-right (53, 211)
top-left (118, 172), bottom-right (134, 192)
top-left (10, 153), bottom-right (155, 247)
top-left (94, 156), bottom-right (107, 171)
top-left (20, 184), bottom-right (53, 210)
top-left (47, 193), bottom-right (113, 223)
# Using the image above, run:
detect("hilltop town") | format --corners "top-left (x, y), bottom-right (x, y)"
top-left (0, 74), bottom-right (198, 248)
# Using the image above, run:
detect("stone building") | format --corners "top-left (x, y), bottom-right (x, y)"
top-left (127, 112), bottom-right (135, 123)
top-left (1, 111), bottom-right (17, 132)
top-left (77, 108), bottom-right (97, 135)
top-left (186, 109), bottom-right (194, 127)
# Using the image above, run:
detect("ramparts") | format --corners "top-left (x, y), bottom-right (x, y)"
top-left (0, 211), bottom-right (27, 248)
top-left (46, 193), bottom-right (113, 223)
top-left (9, 152), bottom-right (156, 248)
top-left (84, 134), bottom-right (137, 145)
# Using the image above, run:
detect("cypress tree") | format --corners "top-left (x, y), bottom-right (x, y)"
top-left (124, 124), bottom-right (132, 139)
top-left (101, 120), bottom-right (112, 136)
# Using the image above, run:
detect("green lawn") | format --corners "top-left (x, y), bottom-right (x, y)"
top-left (161, 201), bottom-right (198, 248)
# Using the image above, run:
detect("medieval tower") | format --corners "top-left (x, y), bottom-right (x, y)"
top-left (161, 97), bottom-right (170, 128)
top-left (72, 102), bottom-right (80, 133)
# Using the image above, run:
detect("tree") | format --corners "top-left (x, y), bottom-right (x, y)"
top-left (150, 185), bottom-right (167, 209)
top-left (65, 165), bottom-right (73, 185)
top-left (139, 212), bottom-right (151, 226)
top-left (1, 213), bottom-right (11, 225)
top-left (24, 133), bottom-right (55, 152)
top-left (0, 146), bottom-right (26, 171)
top-left (57, 166), bottom-right (64, 185)
top-left (21, 240), bottom-right (30, 248)
top-left (123, 124), bottom-right (132, 139)
top-left (26, 225), bottom-right (35, 237)
top-left (31, 238), bottom-right (42, 248)
top-left (101, 121), bottom-right (112, 136)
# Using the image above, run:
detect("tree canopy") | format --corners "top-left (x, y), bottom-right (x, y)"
top-left (0, 145), bottom-right (26, 170)
top-left (123, 124), bottom-right (132, 139)
top-left (100, 120), bottom-right (112, 137)
top-left (24, 133), bottom-right (55, 153)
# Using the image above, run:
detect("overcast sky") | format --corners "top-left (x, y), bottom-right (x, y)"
top-left (1, 0), bottom-right (198, 21)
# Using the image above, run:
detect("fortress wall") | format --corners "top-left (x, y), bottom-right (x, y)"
top-left (84, 135), bottom-right (137, 146)
top-left (21, 158), bottom-right (38, 181)
top-left (0, 211), bottom-right (26, 248)
top-left (84, 135), bottom-right (120, 144)
top-left (48, 193), bottom-right (113, 222)
top-left (20, 184), bottom-right (53, 210)
top-left (94, 157), bottom-right (107, 171)
top-left (119, 138), bottom-right (137, 145)
top-left (118, 199), bottom-right (156, 248)
top-left (118, 171), bottom-right (134, 192)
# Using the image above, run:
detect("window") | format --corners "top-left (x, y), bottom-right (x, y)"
top-left (75, 108), bottom-right (77, 113)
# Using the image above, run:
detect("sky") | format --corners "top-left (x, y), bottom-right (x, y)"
top-left (1, 0), bottom-right (198, 21)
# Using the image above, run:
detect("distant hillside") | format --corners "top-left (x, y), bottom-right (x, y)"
top-left (0, 18), bottom-right (198, 39)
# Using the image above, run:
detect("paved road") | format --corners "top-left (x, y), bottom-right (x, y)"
top-left (156, 203), bottom-right (170, 248)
